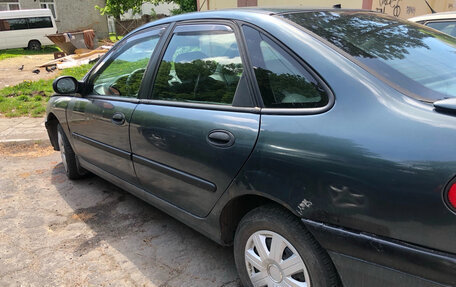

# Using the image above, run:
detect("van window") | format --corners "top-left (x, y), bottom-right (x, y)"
top-left (0, 17), bottom-right (53, 31)
top-left (28, 17), bottom-right (53, 29)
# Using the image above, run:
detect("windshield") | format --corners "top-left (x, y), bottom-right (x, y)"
top-left (282, 11), bottom-right (456, 102)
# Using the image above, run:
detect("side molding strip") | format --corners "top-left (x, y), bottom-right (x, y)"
top-left (302, 219), bottom-right (456, 286)
top-left (132, 154), bottom-right (217, 192)
top-left (72, 133), bottom-right (131, 160)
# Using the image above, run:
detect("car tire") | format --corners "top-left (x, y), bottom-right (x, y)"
top-left (57, 124), bottom-right (87, 179)
top-left (234, 205), bottom-right (340, 287)
top-left (28, 40), bottom-right (41, 51)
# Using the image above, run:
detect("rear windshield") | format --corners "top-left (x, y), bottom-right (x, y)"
top-left (283, 11), bottom-right (456, 102)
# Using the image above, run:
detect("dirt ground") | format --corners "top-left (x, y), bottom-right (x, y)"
top-left (0, 144), bottom-right (240, 286)
top-left (0, 54), bottom-right (57, 89)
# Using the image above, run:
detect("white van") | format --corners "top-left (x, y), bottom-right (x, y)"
top-left (0, 9), bottom-right (57, 50)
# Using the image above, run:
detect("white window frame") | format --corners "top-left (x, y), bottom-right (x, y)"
top-left (0, 2), bottom-right (21, 11)
top-left (40, 0), bottom-right (57, 20)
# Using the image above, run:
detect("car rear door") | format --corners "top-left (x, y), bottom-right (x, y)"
top-left (67, 26), bottom-right (166, 183)
top-left (130, 22), bottom-right (260, 217)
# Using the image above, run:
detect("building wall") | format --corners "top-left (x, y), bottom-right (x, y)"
top-left (17, 0), bottom-right (39, 9)
top-left (197, 0), bottom-right (456, 18)
top-left (18, 0), bottom-right (108, 38)
top-left (197, 0), bottom-right (364, 11)
top-left (371, 0), bottom-right (456, 18)
top-left (257, 0), bottom-right (363, 9)
top-left (55, 0), bottom-right (108, 38)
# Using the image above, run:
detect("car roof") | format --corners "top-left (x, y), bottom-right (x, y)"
top-left (137, 7), bottom-right (370, 30)
top-left (408, 11), bottom-right (456, 22)
top-left (0, 8), bottom-right (53, 17)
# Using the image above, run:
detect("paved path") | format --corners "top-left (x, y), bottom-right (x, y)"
top-left (0, 117), bottom-right (48, 143)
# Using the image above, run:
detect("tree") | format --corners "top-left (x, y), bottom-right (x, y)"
top-left (150, 0), bottom-right (197, 15)
top-left (96, 0), bottom-right (196, 19)
top-left (95, 0), bottom-right (152, 19)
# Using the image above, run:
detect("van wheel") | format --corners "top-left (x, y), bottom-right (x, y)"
top-left (234, 206), bottom-right (340, 287)
top-left (28, 40), bottom-right (41, 51)
top-left (57, 124), bottom-right (87, 179)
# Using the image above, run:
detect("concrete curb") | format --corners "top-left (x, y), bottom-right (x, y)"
top-left (0, 139), bottom-right (51, 149)
top-left (0, 117), bottom-right (49, 147)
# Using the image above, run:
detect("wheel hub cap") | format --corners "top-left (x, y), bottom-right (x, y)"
top-left (58, 131), bottom-right (68, 172)
top-left (244, 230), bottom-right (311, 287)
top-left (267, 263), bottom-right (282, 282)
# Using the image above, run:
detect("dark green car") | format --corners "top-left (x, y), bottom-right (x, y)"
top-left (46, 8), bottom-right (456, 287)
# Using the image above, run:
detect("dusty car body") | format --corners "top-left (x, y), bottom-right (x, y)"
top-left (46, 8), bottom-right (456, 287)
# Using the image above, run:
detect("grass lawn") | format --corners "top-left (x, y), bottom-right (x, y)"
top-left (0, 46), bottom-right (61, 61)
top-left (0, 64), bottom-right (94, 117)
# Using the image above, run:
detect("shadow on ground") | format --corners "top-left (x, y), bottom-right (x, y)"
top-left (50, 162), bottom-right (240, 287)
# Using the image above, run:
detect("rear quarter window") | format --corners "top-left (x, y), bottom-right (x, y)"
top-left (242, 25), bottom-right (329, 109)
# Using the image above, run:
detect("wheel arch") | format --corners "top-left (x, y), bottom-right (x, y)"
top-left (45, 112), bottom-right (59, 151)
top-left (219, 193), bottom-right (302, 245)
top-left (27, 39), bottom-right (41, 49)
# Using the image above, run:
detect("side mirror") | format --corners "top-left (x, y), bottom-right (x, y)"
top-left (52, 76), bottom-right (80, 94)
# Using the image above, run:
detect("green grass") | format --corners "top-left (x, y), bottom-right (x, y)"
top-left (0, 64), bottom-right (94, 117)
top-left (0, 46), bottom-right (61, 61)
top-left (109, 33), bottom-right (123, 43)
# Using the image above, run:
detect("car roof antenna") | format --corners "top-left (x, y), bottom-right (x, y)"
top-left (333, 4), bottom-right (342, 8)
top-left (424, 0), bottom-right (436, 13)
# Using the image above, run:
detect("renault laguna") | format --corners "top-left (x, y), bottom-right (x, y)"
top-left (46, 8), bottom-right (456, 287)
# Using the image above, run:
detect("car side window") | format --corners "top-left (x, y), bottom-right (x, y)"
top-left (242, 25), bottom-right (329, 109)
top-left (426, 21), bottom-right (456, 37)
top-left (91, 33), bottom-right (161, 98)
top-left (152, 25), bottom-right (243, 105)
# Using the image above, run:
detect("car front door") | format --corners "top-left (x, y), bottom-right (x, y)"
top-left (130, 23), bottom-right (260, 217)
top-left (67, 26), bottom-right (166, 183)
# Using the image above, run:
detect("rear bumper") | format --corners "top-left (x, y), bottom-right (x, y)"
top-left (302, 219), bottom-right (456, 287)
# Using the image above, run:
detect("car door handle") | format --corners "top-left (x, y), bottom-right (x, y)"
top-left (207, 130), bottom-right (235, 147)
top-left (112, 112), bottom-right (125, 125)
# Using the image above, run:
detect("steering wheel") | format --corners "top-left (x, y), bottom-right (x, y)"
top-left (126, 68), bottom-right (147, 97)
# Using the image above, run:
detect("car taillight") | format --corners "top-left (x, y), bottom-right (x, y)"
top-left (448, 183), bottom-right (456, 209)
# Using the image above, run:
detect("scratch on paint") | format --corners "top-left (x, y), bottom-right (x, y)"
top-left (297, 199), bottom-right (313, 215)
